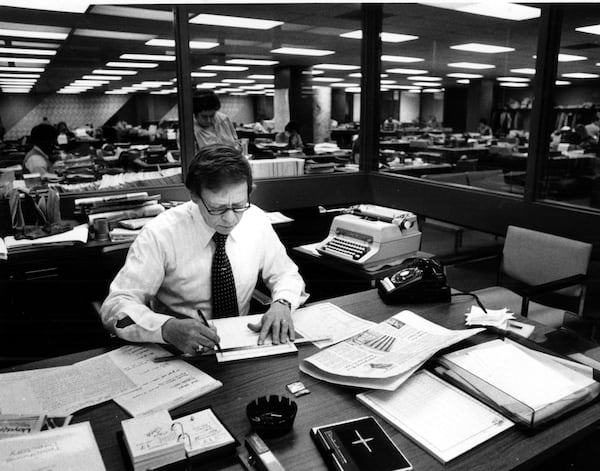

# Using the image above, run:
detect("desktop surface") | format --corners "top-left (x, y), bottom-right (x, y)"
top-left (4, 289), bottom-right (600, 471)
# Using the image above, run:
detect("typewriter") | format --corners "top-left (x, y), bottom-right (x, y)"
top-left (316, 204), bottom-right (421, 269)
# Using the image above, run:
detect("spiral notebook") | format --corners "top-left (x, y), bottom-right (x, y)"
top-left (121, 408), bottom-right (237, 471)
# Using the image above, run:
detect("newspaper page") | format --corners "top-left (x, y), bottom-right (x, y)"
top-left (300, 310), bottom-right (483, 391)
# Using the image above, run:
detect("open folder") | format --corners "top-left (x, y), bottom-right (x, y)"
top-left (433, 338), bottom-right (600, 429)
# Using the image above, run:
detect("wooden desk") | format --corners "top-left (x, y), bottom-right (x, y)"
top-left (5, 289), bottom-right (600, 470)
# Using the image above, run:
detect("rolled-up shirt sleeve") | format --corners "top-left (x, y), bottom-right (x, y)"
top-left (100, 227), bottom-right (173, 344)
top-left (259, 217), bottom-right (308, 310)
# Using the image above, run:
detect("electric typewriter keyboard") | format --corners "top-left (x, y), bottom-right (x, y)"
top-left (320, 237), bottom-right (370, 260)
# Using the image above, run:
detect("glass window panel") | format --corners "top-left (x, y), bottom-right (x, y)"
top-left (379, 3), bottom-right (540, 196)
top-left (543, 5), bottom-right (600, 210)
top-left (0, 4), bottom-right (181, 194)
top-left (186, 4), bottom-right (361, 177)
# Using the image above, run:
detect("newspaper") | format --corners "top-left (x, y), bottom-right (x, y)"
top-left (300, 310), bottom-right (483, 391)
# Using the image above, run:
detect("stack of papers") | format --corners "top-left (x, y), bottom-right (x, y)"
top-left (122, 410), bottom-right (186, 471)
top-left (465, 305), bottom-right (515, 329)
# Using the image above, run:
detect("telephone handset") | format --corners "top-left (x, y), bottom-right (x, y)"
top-left (377, 257), bottom-right (450, 304)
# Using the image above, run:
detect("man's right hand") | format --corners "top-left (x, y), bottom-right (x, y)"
top-left (161, 318), bottom-right (220, 354)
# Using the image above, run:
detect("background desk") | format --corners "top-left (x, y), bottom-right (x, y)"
top-left (5, 289), bottom-right (600, 471)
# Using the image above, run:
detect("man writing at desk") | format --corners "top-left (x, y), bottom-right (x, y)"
top-left (100, 144), bottom-right (307, 354)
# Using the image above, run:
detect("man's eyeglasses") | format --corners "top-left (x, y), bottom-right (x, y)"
top-left (198, 194), bottom-right (251, 215)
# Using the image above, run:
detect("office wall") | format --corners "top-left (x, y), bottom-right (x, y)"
top-left (400, 91), bottom-right (420, 124)
top-left (421, 93), bottom-right (443, 124)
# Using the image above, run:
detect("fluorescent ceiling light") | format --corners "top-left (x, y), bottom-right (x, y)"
top-left (330, 82), bottom-right (359, 88)
top-left (82, 75), bottom-right (121, 81)
top-left (382, 55), bottom-right (424, 63)
top-left (12, 41), bottom-right (59, 49)
top-left (386, 68), bottom-right (428, 74)
top-left (105, 90), bottom-right (129, 94)
top-left (220, 88), bottom-right (243, 92)
top-left (314, 63), bottom-right (359, 71)
top-left (559, 53), bottom-right (586, 62)
top-left (0, 66), bottom-right (43, 72)
top-left (447, 2), bottom-right (541, 21)
top-left (0, 47), bottom-right (56, 56)
top-left (562, 72), bottom-right (599, 79)
top-left (0, 57), bottom-right (49, 64)
top-left (74, 80), bottom-right (108, 85)
top-left (576, 24), bottom-right (600, 36)
top-left (313, 77), bottom-right (344, 82)
top-left (146, 39), bottom-right (220, 49)
top-left (106, 61), bottom-right (158, 69)
top-left (456, 79), bottom-right (470, 84)
top-left (192, 72), bottom-right (217, 78)
top-left (0, 2), bottom-right (90, 14)
top-left (272, 47), bottom-right (334, 57)
top-left (347, 73), bottom-right (389, 78)
top-left (197, 83), bottom-right (221, 89)
top-left (0, 73), bottom-right (39, 78)
top-left (227, 59), bottom-right (278, 66)
top-left (141, 81), bottom-right (172, 86)
top-left (413, 81), bottom-right (441, 86)
top-left (222, 79), bottom-right (255, 84)
top-left (409, 89), bottom-right (422, 93)
top-left (120, 54), bottom-right (175, 62)
top-left (3, 89), bottom-right (29, 93)
top-left (75, 29), bottom-right (154, 41)
top-left (93, 69), bottom-right (137, 76)
top-left (511, 67), bottom-right (536, 74)
top-left (201, 65), bottom-right (248, 72)
top-left (499, 82), bottom-right (529, 87)
top-left (248, 74), bottom-right (274, 80)
top-left (422, 88), bottom-right (443, 93)
top-left (303, 69), bottom-right (323, 75)
top-left (345, 87), bottom-right (361, 93)
top-left (90, 6), bottom-right (173, 22)
top-left (450, 43), bottom-right (515, 54)
top-left (555, 80), bottom-right (571, 86)
top-left (497, 76), bottom-right (530, 82)
top-left (407, 76), bottom-right (441, 81)
top-left (190, 13), bottom-right (283, 30)
top-left (447, 73), bottom-right (483, 79)
top-left (386, 85), bottom-right (421, 90)
top-left (340, 30), bottom-right (418, 43)
top-left (448, 62), bottom-right (495, 70)
top-left (0, 78), bottom-right (36, 82)
top-left (0, 27), bottom-right (68, 40)
top-left (381, 80), bottom-right (396, 84)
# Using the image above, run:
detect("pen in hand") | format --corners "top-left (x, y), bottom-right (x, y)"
top-left (198, 309), bottom-right (223, 354)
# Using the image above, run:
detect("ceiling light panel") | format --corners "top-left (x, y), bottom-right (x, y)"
top-left (74, 29), bottom-right (155, 41)
top-left (248, 74), bottom-right (274, 80)
top-left (407, 76), bottom-right (441, 81)
top-left (497, 76), bottom-right (530, 82)
top-left (0, 57), bottom-right (49, 64)
top-left (201, 65), bottom-right (248, 71)
top-left (0, 66), bottom-right (44, 72)
top-left (386, 68), bottom-right (428, 74)
top-left (93, 69), bottom-right (137, 76)
top-left (190, 14), bottom-right (283, 30)
top-left (107, 62), bottom-right (158, 69)
top-left (456, 2), bottom-right (540, 21)
top-left (91, 5), bottom-right (173, 21)
top-left (382, 55), bottom-right (424, 63)
top-left (340, 30), bottom-right (418, 43)
top-left (120, 54), bottom-right (175, 62)
top-left (146, 39), bottom-right (220, 49)
top-left (450, 43), bottom-right (515, 54)
top-left (576, 24), bottom-right (600, 36)
top-left (0, 26), bottom-right (68, 40)
top-left (562, 72), bottom-right (599, 79)
top-left (226, 59), bottom-right (279, 66)
top-left (0, 47), bottom-right (56, 56)
top-left (446, 73), bottom-right (484, 78)
top-left (510, 68), bottom-right (536, 74)
top-left (448, 62), bottom-right (495, 70)
top-left (272, 47), bottom-right (334, 57)
top-left (314, 63), bottom-right (359, 70)
top-left (192, 72), bottom-right (217, 77)
top-left (0, 2), bottom-right (90, 14)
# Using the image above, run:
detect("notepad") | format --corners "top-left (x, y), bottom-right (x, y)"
top-left (357, 370), bottom-right (514, 463)
top-left (122, 408), bottom-right (236, 471)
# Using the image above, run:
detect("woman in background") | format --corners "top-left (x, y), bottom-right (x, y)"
top-left (276, 121), bottom-right (304, 150)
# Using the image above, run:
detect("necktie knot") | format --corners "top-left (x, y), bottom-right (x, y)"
top-left (213, 232), bottom-right (228, 248)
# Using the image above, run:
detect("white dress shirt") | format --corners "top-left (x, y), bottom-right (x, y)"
top-left (100, 201), bottom-right (307, 344)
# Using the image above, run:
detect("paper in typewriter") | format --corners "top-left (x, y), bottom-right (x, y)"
top-left (300, 310), bottom-right (483, 390)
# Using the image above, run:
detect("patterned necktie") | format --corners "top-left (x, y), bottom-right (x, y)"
top-left (211, 232), bottom-right (239, 318)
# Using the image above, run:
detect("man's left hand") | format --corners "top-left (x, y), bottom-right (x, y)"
top-left (247, 302), bottom-right (294, 345)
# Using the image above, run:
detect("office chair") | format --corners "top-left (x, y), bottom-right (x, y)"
top-left (474, 225), bottom-right (592, 328)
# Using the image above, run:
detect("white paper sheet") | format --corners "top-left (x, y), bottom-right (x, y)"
top-left (0, 422), bottom-right (107, 471)
top-left (357, 370), bottom-right (513, 463)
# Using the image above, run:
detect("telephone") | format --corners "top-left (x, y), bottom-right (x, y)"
top-left (376, 257), bottom-right (450, 304)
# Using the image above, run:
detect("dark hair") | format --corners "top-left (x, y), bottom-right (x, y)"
top-left (193, 91), bottom-right (221, 114)
top-left (185, 144), bottom-right (253, 195)
top-left (285, 121), bottom-right (299, 133)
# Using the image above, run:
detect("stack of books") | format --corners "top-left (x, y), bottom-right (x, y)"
top-left (74, 192), bottom-right (165, 227)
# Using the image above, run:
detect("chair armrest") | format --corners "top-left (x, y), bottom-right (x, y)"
top-left (510, 273), bottom-right (587, 297)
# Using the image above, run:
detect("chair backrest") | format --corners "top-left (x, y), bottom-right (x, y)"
top-left (502, 225), bottom-right (592, 297)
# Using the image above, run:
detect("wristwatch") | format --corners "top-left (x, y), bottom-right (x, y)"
top-left (273, 298), bottom-right (292, 309)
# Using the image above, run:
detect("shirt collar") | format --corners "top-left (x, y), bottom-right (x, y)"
top-left (187, 200), bottom-right (242, 247)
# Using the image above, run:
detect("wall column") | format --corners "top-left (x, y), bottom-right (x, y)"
top-left (274, 66), bottom-right (313, 145)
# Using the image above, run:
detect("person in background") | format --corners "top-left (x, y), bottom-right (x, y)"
top-left (23, 123), bottom-right (58, 175)
top-left (427, 115), bottom-right (442, 130)
top-left (585, 116), bottom-right (600, 143)
top-left (275, 121), bottom-right (304, 150)
top-left (478, 118), bottom-right (492, 137)
top-left (382, 116), bottom-right (397, 132)
top-left (100, 144), bottom-right (307, 354)
top-left (56, 121), bottom-right (74, 146)
top-left (192, 91), bottom-right (239, 152)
